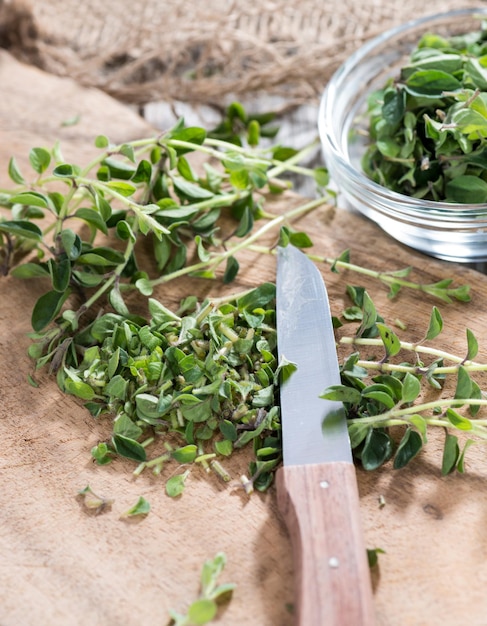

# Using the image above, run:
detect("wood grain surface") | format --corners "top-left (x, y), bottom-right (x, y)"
top-left (2, 50), bottom-right (487, 626)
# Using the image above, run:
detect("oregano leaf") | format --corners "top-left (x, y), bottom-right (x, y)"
top-left (401, 372), bottom-right (421, 404)
top-left (425, 307), bottom-right (443, 341)
top-left (31, 289), bottom-right (71, 331)
top-left (376, 322), bottom-right (401, 358)
top-left (441, 432), bottom-right (460, 475)
top-left (393, 428), bottom-right (422, 469)
top-left (8, 157), bottom-right (25, 184)
top-left (223, 256), bottom-right (239, 284)
top-left (465, 328), bottom-right (478, 361)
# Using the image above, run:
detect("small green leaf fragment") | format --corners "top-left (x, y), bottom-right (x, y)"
top-left (77, 485), bottom-right (113, 514)
top-left (361, 429), bottom-right (394, 471)
top-left (320, 385), bottom-right (361, 404)
top-left (74, 207), bottom-right (108, 235)
top-left (401, 372), bottom-right (421, 404)
top-left (173, 177), bottom-right (214, 200)
top-left (119, 143), bottom-right (136, 163)
top-left (95, 135), bottom-right (110, 148)
top-left (105, 180), bottom-right (137, 197)
top-left (223, 255), bottom-right (239, 284)
top-left (219, 419), bottom-right (238, 442)
top-left (357, 291), bottom-right (377, 337)
top-left (457, 439), bottom-right (475, 473)
top-left (348, 423), bottom-right (370, 449)
top-left (465, 328), bottom-right (479, 361)
top-left (405, 69), bottom-right (462, 97)
top-left (27, 374), bottom-right (39, 388)
top-left (445, 408), bottom-right (472, 431)
top-left (215, 439), bottom-right (233, 456)
top-left (29, 147), bottom-right (51, 174)
top-left (409, 414), bottom-right (428, 442)
top-left (116, 219), bottom-right (136, 242)
top-left (53, 163), bottom-right (76, 178)
top-left (64, 379), bottom-right (95, 400)
top-left (445, 175), bottom-right (487, 204)
top-left (0, 220), bottom-right (43, 241)
top-left (289, 231), bottom-right (314, 248)
top-left (61, 114), bottom-right (81, 127)
top-left (454, 366), bottom-right (472, 402)
top-left (393, 428), bottom-right (423, 469)
top-left (313, 167), bottom-right (329, 187)
top-left (172, 444), bottom-right (198, 464)
top-left (425, 307), bottom-right (443, 341)
top-left (361, 389), bottom-right (395, 409)
top-left (187, 599), bottom-right (217, 625)
top-left (166, 471), bottom-right (190, 498)
top-left (61, 229), bottom-right (82, 260)
top-left (91, 442), bottom-right (113, 465)
top-left (367, 547), bottom-right (386, 568)
top-left (48, 258), bottom-right (71, 292)
top-left (135, 277), bottom-right (153, 296)
top-left (10, 262), bottom-right (50, 279)
top-left (121, 496), bottom-right (150, 518)
top-left (31, 289), bottom-right (71, 331)
top-left (442, 432), bottom-right (460, 475)
top-left (112, 434), bottom-right (147, 462)
top-left (108, 285), bottom-right (130, 316)
top-left (376, 322), bottom-right (401, 358)
top-left (113, 412), bottom-right (142, 439)
top-left (8, 157), bottom-right (25, 184)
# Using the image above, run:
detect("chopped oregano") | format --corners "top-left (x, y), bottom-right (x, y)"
top-left (77, 485), bottom-right (113, 515)
top-left (120, 496), bottom-right (151, 518)
top-left (367, 547), bottom-right (386, 568)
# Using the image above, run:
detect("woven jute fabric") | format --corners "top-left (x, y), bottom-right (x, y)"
top-left (0, 0), bottom-right (482, 108)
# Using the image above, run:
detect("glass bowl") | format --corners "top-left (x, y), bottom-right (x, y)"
top-left (318, 8), bottom-right (487, 263)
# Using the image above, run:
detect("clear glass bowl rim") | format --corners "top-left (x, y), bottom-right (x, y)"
top-left (318, 6), bottom-right (487, 221)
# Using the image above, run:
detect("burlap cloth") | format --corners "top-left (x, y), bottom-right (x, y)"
top-left (0, 0), bottom-right (480, 109)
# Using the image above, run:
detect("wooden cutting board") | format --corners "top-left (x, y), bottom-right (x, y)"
top-left (1, 50), bottom-right (487, 626)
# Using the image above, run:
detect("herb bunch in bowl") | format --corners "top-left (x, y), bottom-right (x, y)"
top-left (362, 24), bottom-right (487, 203)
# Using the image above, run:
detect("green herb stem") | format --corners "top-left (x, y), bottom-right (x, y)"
top-left (245, 245), bottom-right (469, 302)
top-left (348, 397), bottom-right (487, 426)
top-left (148, 196), bottom-right (328, 288)
top-left (203, 136), bottom-right (321, 179)
top-left (340, 335), bottom-right (479, 367)
top-left (353, 358), bottom-right (487, 376)
top-left (352, 415), bottom-right (487, 438)
top-left (81, 234), bottom-right (137, 314)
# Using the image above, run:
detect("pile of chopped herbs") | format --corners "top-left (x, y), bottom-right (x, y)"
top-left (362, 23), bottom-right (487, 202)
top-left (68, 284), bottom-right (285, 492)
top-left (0, 102), bottom-right (481, 496)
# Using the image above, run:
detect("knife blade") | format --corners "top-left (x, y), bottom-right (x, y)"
top-left (275, 244), bottom-right (375, 626)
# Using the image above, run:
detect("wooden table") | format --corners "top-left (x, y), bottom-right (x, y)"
top-left (1, 50), bottom-right (487, 626)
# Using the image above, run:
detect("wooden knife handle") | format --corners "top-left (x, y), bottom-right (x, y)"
top-left (276, 462), bottom-right (375, 626)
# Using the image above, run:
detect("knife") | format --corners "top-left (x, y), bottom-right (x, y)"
top-left (275, 245), bottom-right (375, 626)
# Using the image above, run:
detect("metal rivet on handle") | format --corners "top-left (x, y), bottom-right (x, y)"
top-left (328, 557), bottom-right (340, 568)
top-left (319, 480), bottom-right (329, 489)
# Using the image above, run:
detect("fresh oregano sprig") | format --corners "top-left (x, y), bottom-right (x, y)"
top-left (168, 552), bottom-right (235, 626)
top-left (247, 245), bottom-right (471, 303)
top-left (0, 111), bottom-right (331, 341)
top-left (322, 293), bottom-right (487, 475)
